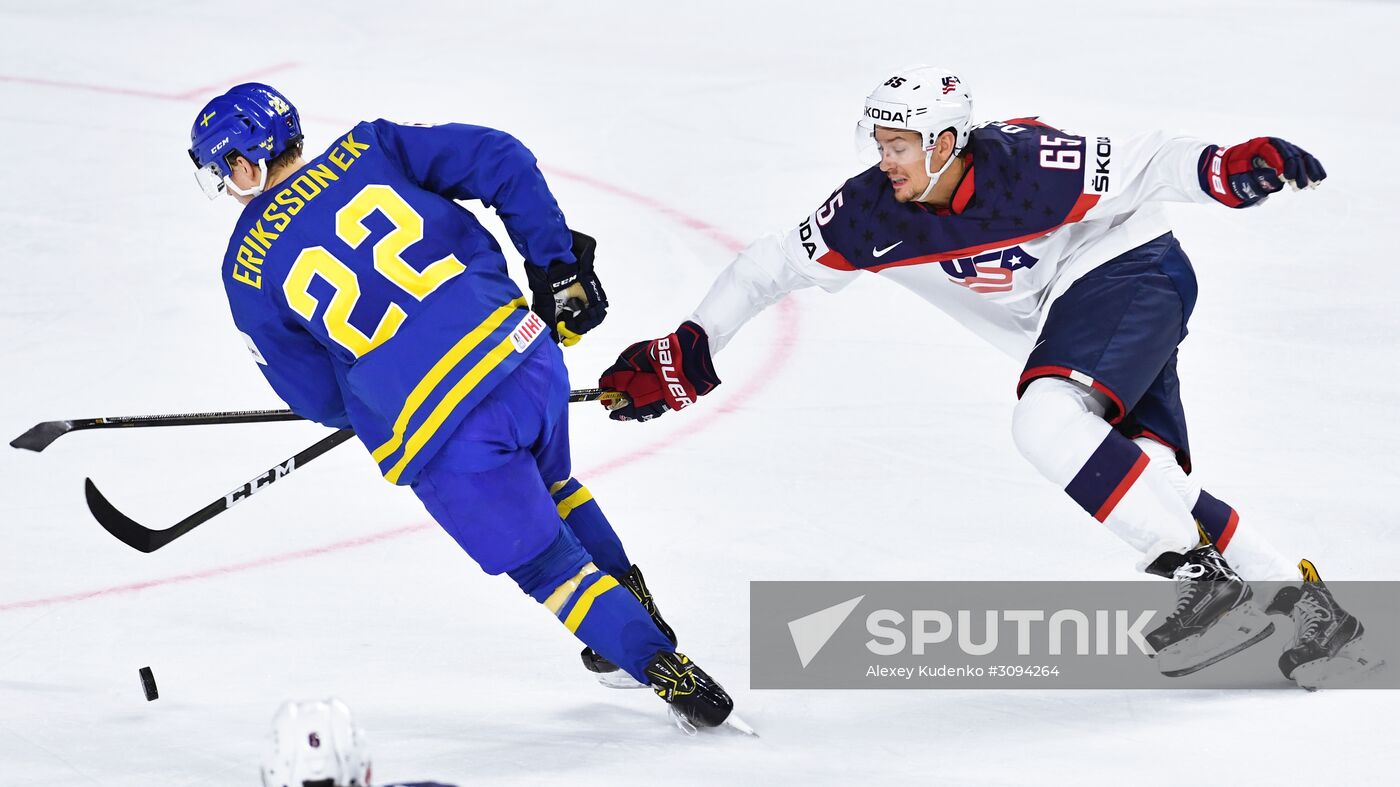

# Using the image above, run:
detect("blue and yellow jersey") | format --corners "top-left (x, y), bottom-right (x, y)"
top-left (221, 120), bottom-right (570, 485)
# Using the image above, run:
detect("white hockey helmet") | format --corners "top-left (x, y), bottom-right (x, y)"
top-left (260, 698), bottom-right (371, 787)
top-left (855, 65), bottom-right (974, 199)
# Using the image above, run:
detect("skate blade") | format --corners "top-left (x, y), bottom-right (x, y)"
top-left (723, 712), bottom-right (759, 737)
top-left (1291, 637), bottom-right (1388, 690)
top-left (665, 707), bottom-right (758, 737)
top-left (1158, 605), bottom-right (1276, 678)
top-left (595, 670), bottom-right (648, 689)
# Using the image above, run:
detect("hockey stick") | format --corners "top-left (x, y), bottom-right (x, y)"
top-left (80, 388), bottom-right (626, 554)
top-left (11, 388), bottom-right (624, 453)
top-left (10, 409), bottom-right (302, 453)
top-left (86, 428), bottom-right (357, 553)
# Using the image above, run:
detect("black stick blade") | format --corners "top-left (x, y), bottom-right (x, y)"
top-left (85, 478), bottom-right (162, 553)
top-left (11, 421), bottom-right (76, 452)
top-left (85, 478), bottom-right (223, 554)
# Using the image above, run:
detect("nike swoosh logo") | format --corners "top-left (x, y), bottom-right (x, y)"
top-left (872, 241), bottom-right (903, 258)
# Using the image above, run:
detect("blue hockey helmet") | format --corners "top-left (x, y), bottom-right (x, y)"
top-left (188, 82), bottom-right (302, 199)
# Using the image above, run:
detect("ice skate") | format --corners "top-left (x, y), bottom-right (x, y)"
top-left (1144, 544), bottom-right (1274, 677)
top-left (644, 650), bottom-right (736, 733)
top-left (1265, 559), bottom-right (1384, 690)
top-left (580, 565), bottom-right (676, 687)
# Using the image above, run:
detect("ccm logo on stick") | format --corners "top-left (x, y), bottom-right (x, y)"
top-left (225, 459), bottom-right (296, 508)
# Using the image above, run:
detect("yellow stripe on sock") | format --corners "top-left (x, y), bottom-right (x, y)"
top-left (556, 486), bottom-right (594, 520)
top-left (563, 575), bottom-right (620, 633)
top-left (372, 298), bottom-right (526, 464)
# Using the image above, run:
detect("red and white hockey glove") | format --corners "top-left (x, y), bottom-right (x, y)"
top-left (598, 321), bottom-right (721, 422)
top-left (1198, 137), bottom-right (1326, 208)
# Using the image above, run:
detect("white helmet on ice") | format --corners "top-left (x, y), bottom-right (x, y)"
top-left (855, 65), bottom-right (974, 199)
top-left (260, 698), bottom-right (371, 787)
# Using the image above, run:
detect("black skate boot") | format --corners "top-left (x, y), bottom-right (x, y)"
top-left (1144, 543), bottom-right (1274, 676)
top-left (581, 565), bottom-right (677, 687)
top-left (1266, 559), bottom-right (1381, 690)
top-left (645, 650), bottom-right (733, 732)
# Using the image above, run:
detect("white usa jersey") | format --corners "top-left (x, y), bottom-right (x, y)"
top-left (692, 119), bottom-right (1219, 360)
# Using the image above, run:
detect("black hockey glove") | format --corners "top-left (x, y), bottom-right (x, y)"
top-left (525, 230), bottom-right (609, 346)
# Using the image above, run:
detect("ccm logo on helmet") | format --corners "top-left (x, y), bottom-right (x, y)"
top-left (653, 337), bottom-right (695, 408)
top-left (211, 137), bottom-right (231, 154)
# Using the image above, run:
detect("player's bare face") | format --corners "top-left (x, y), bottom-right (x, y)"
top-left (874, 127), bottom-right (929, 203)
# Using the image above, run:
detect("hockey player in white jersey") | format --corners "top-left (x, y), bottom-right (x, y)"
top-left (260, 698), bottom-right (456, 787)
top-left (597, 65), bottom-right (1375, 686)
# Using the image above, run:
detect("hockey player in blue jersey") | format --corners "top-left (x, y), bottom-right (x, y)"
top-left (599, 66), bottom-right (1377, 687)
top-left (187, 83), bottom-right (732, 730)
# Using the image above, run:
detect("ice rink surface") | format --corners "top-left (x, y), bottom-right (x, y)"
top-left (2, 0), bottom-right (1399, 783)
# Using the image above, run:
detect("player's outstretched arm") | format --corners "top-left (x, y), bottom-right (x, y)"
top-left (1199, 137), bottom-right (1326, 208)
top-left (598, 230), bottom-right (855, 422)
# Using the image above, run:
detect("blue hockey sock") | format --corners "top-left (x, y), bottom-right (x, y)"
top-left (510, 527), bottom-right (670, 684)
top-left (550, 478), bottom-right (632, 577)
top-left (1192, 490), bottom-right (1240, 552)
top-left (547, 567), bottom-right (673, 683)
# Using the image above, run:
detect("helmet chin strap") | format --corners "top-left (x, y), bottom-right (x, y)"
top-left (223, 159), bottom-right (269, 198)
top-left (915, 147), bottom-right (958, 202)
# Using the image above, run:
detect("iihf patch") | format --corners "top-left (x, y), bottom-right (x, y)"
top-left (509, 311), bottom-right (547, 352)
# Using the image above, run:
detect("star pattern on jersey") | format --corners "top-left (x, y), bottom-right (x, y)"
top-left (812, 123), bottom-right (1096, 272)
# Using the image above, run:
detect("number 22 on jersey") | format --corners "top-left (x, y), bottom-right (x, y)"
top-left (283, 184), bottom-right (465, 357)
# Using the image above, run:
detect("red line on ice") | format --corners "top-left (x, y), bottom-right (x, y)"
top-left (172, 62), bottom-right (301, 100)
top-left (0, 74), bottom-right (179, 101)
top-left (0, 62), bottom-right (299, 102)
top-left (0, 80), bottom-right (801, 612)
top-left (0, 524), bottom-right (432, 613)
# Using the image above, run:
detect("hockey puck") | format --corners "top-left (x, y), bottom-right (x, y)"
top-left (139, 666), bottom-right (158, 701)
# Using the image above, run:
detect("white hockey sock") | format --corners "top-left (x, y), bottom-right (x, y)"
top-left (1012, 378), bottom-right (1197, 563)
top-left (1132, 438), bottom-right (1299, 581)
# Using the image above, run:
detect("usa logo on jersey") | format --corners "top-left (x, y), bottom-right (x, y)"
top-left (941, 247), bottom-right (1038, 294)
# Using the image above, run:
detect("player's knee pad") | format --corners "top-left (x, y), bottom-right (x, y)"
top-left (1011, 377), bottom-right (1112, 484)
top-left (542, 563), bottom-right (603, 615)
top-left (506, 526), bottom-right (592, 603)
